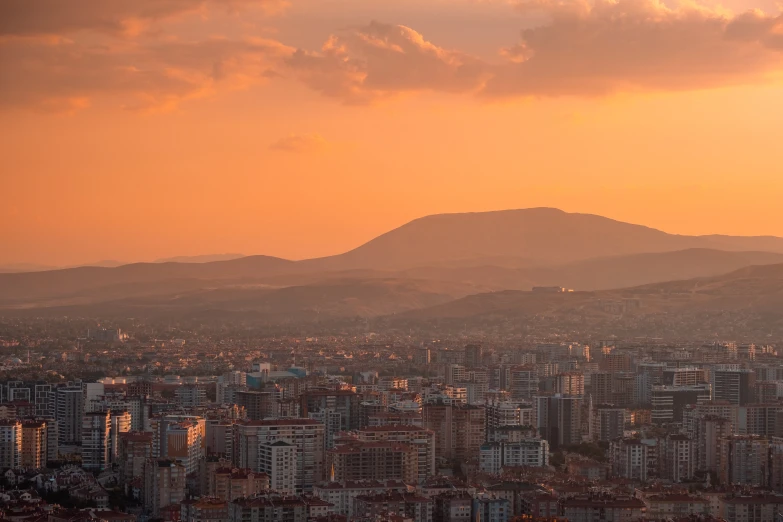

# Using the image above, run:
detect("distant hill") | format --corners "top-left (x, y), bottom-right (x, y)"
top-left (0, 256), bottom-right (296, 306)
top-left (304, 208), bottom-right (783, 270)
top-left (3, 208), bottom-right (783, 313)
top-left (1, 278), bottom-right (480, 320)
top-left (403, 262), bottom-right (783, 321)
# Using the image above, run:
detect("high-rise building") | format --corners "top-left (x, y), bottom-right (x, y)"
top-left (422, 402), bottom-right (485, 461)
top-left (34, 384), bottom-right (55, 418)
top-left (127, 379), bottom-right (152, 398)
top-left (603, 352), bottom-right (631, 373)
top-left (355, 425), bottom-right (436, 482)
top-left (0, 420), bottom-right (22, 469)
top-left (21, 420), bottom-right (48, 469)
top-left (479, 438), bottom-right (549, 474)
top-left (82, 411), bottom-right (111, 471)
top-left (233, 419), bottom-right (325, 493)
top-left (300, 389), bottom-right (361, 433)
top-left (719, 435), bottom-right (770, 487)
top-left (610, 438), bottom-right (648, 481)
top-left (555, 373), bottom-right (585, 397)
top-left (465, 344), bottom-right (483, 368)
top-left (651, 384), bottom-right (711, 423)
top-left (143, 459), bottom-right (186, 517)
top-left (712, 369), bottom-right (756, 406)
top-left (534, 394), bottom-right (582, 449)
top-left (235, 391), bottom-right (273, 421)
top-left (110, 410), bottom-right (132, 464)
top-left (119, 432), bottom-right (153, 483)
top-left (509, 367), bottom-right (537, 401)
top-left (260, 441), bottom-right (297, 495)
top-left (662, 434), bottom-right (694, 482)
top-left (591, 405), bottom-right (625, 442)
top-left (327, 441), bottom-right (419, 484)
top-left (414, 347), bottom-right (431, 366)
top-left (590, 372), bottom-right (614, 405)
top-left (149, 414), bottom-right (206, 473)
top-left (176, 384), bottom-right (208, 408)
top-left (662, 367), bottom-right (707, 386)
top-left (82, 382), bottom-right (105, 410)
top-left (486, 401), bottom-right (533, 430)
top-left (217, 384), bottom-right (248, 407)
top-left (55, 386), bottom-right (84, 445)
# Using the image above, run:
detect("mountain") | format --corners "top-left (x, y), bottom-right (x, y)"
top-left (3, 208), bottom-right (783, 312)
top-left (305, 208), bottom-right (783, 270)
top-left (0, 256), bottom-right (296, 307)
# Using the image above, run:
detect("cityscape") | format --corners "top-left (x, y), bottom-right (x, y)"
top-left (0, 317), bottom-right (782, 522)
top-left (4, 0), bottom-right (783, 520)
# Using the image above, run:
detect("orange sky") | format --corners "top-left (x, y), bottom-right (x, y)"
top-left (2, 0), bottom-right (783, 266)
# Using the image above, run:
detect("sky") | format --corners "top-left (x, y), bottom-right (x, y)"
top-left (2, 0), bottom-right (783, 266)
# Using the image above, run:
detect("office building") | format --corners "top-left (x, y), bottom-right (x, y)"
top-left (651, 384), bottom-right (711, 423)
top-left (712, 369), bottom-right (756, 406)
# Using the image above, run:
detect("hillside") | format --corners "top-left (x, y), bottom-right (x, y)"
top-left (3, 208), bottom-right (783, 312)
top-left (305, 208), bottom-right (783, 270)
top-left (405, 263), bottom-right (783, 321)
top-left (0, 278), bottom-right (481, 320)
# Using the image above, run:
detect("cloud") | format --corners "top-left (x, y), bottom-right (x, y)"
top-left (280, 6), bottom-right (783, 102)
top-left (269, 133), bottom-right (329, 153)
top-left (482, 0), bottom-right (783, 96)
top-left (0, 0), bottom-right (287, 37)
top-left (285, 21), bottom-right (489, 104)
top-left (0, 36), bottom-right (293, 112)
top-left (3, 0), bottom-right (783, 112)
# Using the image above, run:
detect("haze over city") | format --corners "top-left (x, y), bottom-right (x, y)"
top-left (4, 2), bottom-right (783, 522)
